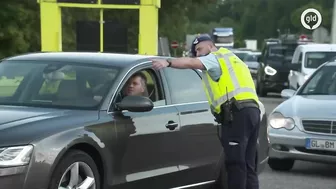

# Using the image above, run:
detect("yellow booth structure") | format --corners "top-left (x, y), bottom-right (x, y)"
top-left (38, 0), bottom-right (160, 55)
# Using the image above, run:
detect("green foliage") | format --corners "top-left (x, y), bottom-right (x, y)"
top-left (0, 2), bottom-right (40, 58)
top-left (0, 0), bottom-right (333, 57)
top-left (187, 0), bottom-right (332, 50)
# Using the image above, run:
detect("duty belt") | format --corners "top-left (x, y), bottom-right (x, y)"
top-left (233, 99), bottom-right (259, 111)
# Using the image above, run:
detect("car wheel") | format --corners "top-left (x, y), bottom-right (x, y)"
top-left (268, 158), bottom-right (294, 171)
top-left (49, 150), bottom-right (101, 189)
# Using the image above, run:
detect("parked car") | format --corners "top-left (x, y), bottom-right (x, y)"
top-left (288, 44), bottom-right (336, 90)
top-left (268, 60), bottom-right (336, 171)
top-left (232, 49), bottom-right (252, 59)
top-left (0, 52), bottom-right (269, 189)
top-left (256, 39), bottom-right (298, 96)
top-left (243, 52), bottom-right (262, 88)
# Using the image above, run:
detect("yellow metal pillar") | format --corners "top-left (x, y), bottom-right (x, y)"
top-left (139, 0), bottom-right (160, 55)
top-left (100, 9), bottom-right (104, 52)
top-left (40, 0), bottom-right (62, 51)
top-left (39, 0), bottom-right (160, 54)
top-left (98, 0), bottom-right (104, 52)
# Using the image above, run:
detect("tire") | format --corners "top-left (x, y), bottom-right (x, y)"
top-left (49, 150), bottom-right (101, 189)
top-left (268, 158), bottom-right (294, 171)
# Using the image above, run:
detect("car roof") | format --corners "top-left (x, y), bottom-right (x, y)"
top-left (2, 52), bottom-right (163, 68)
top-left (296, 44), bottom-right (336, 52)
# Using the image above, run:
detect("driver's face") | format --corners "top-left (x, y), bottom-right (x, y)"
top-left (195, 42), bottom-right (211, 57)
top-left (124, 76), bottom-right (145, 96)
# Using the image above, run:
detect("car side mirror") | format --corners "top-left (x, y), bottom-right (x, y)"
top-left (289, 64), bottom-right (301, 72)
top-left (280, 89), bottom-right (296, 98)
top-left (115, 95), bottom-right (154, 112)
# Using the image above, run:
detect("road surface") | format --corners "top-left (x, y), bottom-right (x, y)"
top-left (259, 95), bottom-right (336, 189)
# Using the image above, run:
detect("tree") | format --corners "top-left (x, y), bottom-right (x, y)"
top-left (0, 0), bottom-right (333, 58)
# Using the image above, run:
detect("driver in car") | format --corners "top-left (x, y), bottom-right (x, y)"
top-left (122, 72), bottom-right (149, 97)
top-left (114, 72), bottom-right (149, 177)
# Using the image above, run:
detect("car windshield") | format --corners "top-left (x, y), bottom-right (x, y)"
top-left (214, 35), bottom-right (234, 43)
top-left (299, 65), bottom-right (336, 95)
top-left (244, 54), bottom-right (258, 61)
top-left (0, 61), bottom-right (120, 109)
top-left (234, 52), bottom-right (249, 60)
top-left (267, 44), bottom-right (297, 62)
top-left (304, 52), bottom-right (336, 69)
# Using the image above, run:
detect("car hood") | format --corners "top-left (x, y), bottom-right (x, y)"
top-left (274, 95), bottom-right (336, 119)
top-left (0, 106), bottom-right (98, 147)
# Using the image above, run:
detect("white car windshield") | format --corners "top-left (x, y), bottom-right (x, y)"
top-left (299, 65), bottom-right (336, 95)
top-left (0, 60), bottom-right (120, 109)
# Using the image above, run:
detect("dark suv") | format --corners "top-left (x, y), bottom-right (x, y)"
top-left (256, 39), bottom-right (298, 96)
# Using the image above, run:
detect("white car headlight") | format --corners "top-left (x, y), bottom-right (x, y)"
top-left (269, 112), bottom-right (295, 130)
top-left (264, 65), bottom-right (277, 76)
top-left (0, 145), bottom-right (33, 167)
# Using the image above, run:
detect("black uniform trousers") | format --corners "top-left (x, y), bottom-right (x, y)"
top-left (220, 106), bottom-right (261, 189)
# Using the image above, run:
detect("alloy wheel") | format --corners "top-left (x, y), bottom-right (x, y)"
top-left (58, 162), bottom-right (96, 189)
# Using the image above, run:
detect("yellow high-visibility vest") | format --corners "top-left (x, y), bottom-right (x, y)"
top-left (201, 48), bottom-right (258, 114)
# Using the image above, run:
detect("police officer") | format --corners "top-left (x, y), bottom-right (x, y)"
top-left (151, 34), bottom-right (260, 189)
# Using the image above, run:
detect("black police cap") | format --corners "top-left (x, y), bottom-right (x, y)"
top-left (191, 34), bottom-right (213, 57)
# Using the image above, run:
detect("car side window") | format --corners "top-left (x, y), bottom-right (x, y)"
top-left (115, 68), bottom-right (166, 107)
top-left (163, 68), bottom-right (207, 104)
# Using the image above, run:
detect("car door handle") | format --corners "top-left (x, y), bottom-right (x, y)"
top-left (165, 121), bottom-right (178, 130)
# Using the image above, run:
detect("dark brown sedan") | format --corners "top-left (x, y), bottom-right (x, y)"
top-left (0, 52), bottom-right (269, 189)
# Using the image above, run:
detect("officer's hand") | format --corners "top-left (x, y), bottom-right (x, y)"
top-left (151, 59), bottom-right (169, 70)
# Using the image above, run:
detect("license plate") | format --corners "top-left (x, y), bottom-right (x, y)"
top-left (306, 138), bottom-right (336, 151)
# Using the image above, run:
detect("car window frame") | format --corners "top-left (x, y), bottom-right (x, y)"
top-left (107, 62), bottom-right (169, 113)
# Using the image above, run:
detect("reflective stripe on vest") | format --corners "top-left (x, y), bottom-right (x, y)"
top-left (202, 52), bottom-right (256, 110)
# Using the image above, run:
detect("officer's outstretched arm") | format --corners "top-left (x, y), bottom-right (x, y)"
top-left (169, 57), bottom-right (206, 70)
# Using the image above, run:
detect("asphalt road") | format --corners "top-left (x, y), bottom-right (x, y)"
top-left (259, 94), bottom-right (336, 189)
